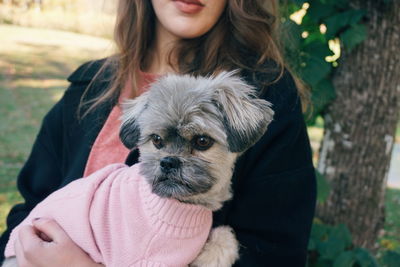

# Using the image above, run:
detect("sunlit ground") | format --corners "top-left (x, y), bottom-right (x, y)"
top-left (0, 24), bottom-right (112, 232)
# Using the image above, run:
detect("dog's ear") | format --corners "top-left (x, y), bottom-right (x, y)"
top-left (119, 91), bottom-right (149, 149)
top-left (212, 71), bottom-right (274, 153)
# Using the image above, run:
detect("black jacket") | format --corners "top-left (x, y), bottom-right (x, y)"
top-left (0, 59), bottom-right (316, 266)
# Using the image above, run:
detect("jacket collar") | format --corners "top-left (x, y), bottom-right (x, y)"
top-left (67, 58), bottom-right (116, 84)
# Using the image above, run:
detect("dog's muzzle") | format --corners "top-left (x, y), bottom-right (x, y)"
top-left (160, 156), bottom-right (181, 173)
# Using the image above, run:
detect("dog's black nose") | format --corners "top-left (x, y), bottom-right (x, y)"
top-left (160, 157), bottom-right (181, 172)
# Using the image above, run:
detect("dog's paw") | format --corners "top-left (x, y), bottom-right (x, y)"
top-left (190, 226), bottom-right (239, 267)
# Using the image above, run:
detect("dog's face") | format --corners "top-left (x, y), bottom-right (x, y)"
top-left (120, 71), bottom-right (274, 210)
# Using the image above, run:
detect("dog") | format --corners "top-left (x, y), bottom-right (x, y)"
top-left (2, 71), bottom-right (274, 267)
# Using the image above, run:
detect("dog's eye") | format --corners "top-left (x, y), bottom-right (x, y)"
top-left (151, 134), bottom-right (164, 149)
top-left (192, 136), bottom-right (214, 151)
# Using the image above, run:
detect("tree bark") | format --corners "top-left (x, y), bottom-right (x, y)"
top-left (316, 0), bottom-right (400, 250)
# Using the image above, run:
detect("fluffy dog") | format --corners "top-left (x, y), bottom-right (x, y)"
top-left (2, 71), bottom-right (273, 267)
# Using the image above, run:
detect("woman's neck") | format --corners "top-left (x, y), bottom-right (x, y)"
top-left (146, 21), bottom-right (179, 75)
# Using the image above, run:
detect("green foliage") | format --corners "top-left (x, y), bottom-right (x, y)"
top-left (281, 4), bottom-right (400, 266)
top-left (380, 250), bottom-right (400, 267)
top-left (307, 223), bottom-right (395, 267)
top-left (381, 188), bottom-right (400, 253)
top-left (340, 24), bottom-right (368, 52)
top-left (324, 9), bottom-right (366, 39)
top-left (282, 0), bottom-right (368, 124)
top-left (315, 169), bottom-right (330, 203)
top-left (310, 79), bottom-right (336, 124)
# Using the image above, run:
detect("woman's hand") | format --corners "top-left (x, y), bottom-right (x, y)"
top-left (14, 218), bottom-right (104, 267)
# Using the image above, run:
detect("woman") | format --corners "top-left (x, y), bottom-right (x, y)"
top-left (0, 0), bottom-right (316, 266)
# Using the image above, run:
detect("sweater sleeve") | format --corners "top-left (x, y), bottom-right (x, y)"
top-left (4, 163), bottom-right (126, 261)
top-left (213, 70), bottom-right (317, 267)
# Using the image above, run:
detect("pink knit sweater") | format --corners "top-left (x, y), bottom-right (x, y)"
top-left (5, 163), bottom-right (212, 267)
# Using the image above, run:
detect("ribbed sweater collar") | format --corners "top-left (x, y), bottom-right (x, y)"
top-left (133, 164), bottom-right (212, 238)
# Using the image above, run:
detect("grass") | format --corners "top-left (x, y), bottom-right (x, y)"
top-left (380, 188), bottom-right (400, 253)
top-left (0, 24), bottom-right (112, 233)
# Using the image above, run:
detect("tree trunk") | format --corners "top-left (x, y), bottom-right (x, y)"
top-left (316, 0), bottom-right (400, 250)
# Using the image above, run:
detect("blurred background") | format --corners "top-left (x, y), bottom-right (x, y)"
top-left (0, 0), bottom-right (399, 266)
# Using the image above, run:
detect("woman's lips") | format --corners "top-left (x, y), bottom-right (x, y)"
top-left (173, 0), bottom-right (205, 14)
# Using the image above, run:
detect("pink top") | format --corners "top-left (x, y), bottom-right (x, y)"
top-left (5, 163), bottom-right (212, 267)
top-left (84, 72), bottom-right (157, 176)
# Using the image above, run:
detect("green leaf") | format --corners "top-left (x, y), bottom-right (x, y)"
top-left (299, 14), bottom-right (327, 44)
top-left (333, 251), bottom-right (356, 267)
top-left (315, 259), bottom-right (332, 267)
top-left (330, 0), bottom-right (349, 8)
top-left (304, 31), bottom-right (327, 45)
top-left (380, 250), bottom-right (400, 267)
top-left (301, 13), bottom-right (323, 33)
top-left (330, 224), bottom-right (352, 248)
top-left (315, 169), bottom-right (331, 203)
top-left (303, 40), bottom-right (334, 58)
top-left (281, 2), bottom-right (303, 18)
top-left (340, 24), bottom-right (367, 52)
top-left (347, 9), bottom-right (367, 25)
top-left (308, 78), bottom-right (336, 122)
top-left (354, 248), bottom-right (379, 267)
top-left (310, 223), bottom-right (330, 241)
top-left (317, 237), bottom-right (346, 260)
top-left (298, 56), bottom-right (332, 86)
top-left (282, 19), bottom-right (303, 51)
top-left (306, 1), bottom-right (336, 23)
top-left (316, 224), bottom-right (353, 261)
top-left (290, 0), bottom-right (308, 5)
top-left (325, 9), bottom-right (366, 38)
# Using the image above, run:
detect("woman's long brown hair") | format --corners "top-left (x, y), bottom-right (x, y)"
top-left (79, 0), bottom-right (308, 118)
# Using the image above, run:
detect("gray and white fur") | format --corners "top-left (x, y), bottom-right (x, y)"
top-left (120, 71), bottom-right (274, 266)
top-left (2, 71), bottom-right (274, 267)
